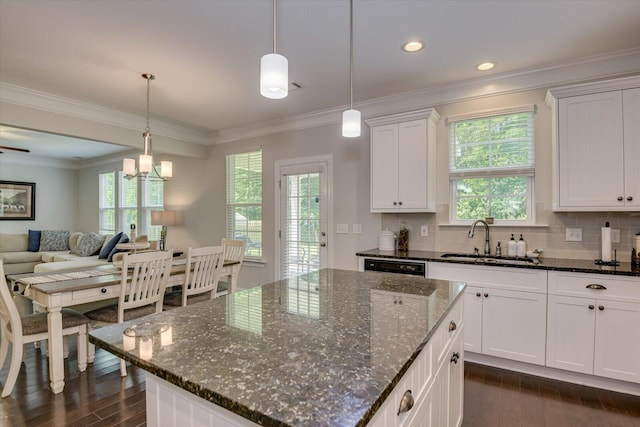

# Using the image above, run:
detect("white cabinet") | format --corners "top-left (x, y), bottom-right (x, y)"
top-left (547, 272), bottom-right (640, 384)
top-left (368, 296), bottom-right (463, 427)
top-left (366, 109), bottom-right (439, 213)
top-left (429, 262), bottom-right (547, 365)
top-left (546, 76), bottom-right (640, 211)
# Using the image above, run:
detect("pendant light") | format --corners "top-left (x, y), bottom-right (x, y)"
top-left (123, 74), bottom-right (172, 181)
top-left (342, 0), bottom-right (361, 138)
top-left (260, 0), bottom-right (288, 99)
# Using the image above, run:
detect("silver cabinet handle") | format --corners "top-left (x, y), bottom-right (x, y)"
top-left (320, 242), bottom-right (326, 247)
top-left (449, 320), bottom-right (457, 332)
top-left (586, 284), bottom-right (606, 290)
top-left (397, 390), bottom-right (414, 415)
top-left (628, 196), bottom-right (634, 202)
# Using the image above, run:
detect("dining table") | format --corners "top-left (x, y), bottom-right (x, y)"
top-left (6, 258), bottom-right (241, 394)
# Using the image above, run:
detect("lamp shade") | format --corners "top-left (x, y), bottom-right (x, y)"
top-left (151, 210), bottom-right (176, 226)
top-left (342, 109), bottom-right (361, 138)
top-left (139, 154), bottom-right (153, 174)
top-left (260, 53), bottom-right (288, 99)
top-left (123, 158), bottom-right (136, 176)
top-left (160, 161), bottom-right (173, 178)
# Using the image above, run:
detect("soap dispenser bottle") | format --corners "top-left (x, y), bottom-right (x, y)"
top-left (507, 234), bottom-right (517, 257)
top-left (517, 234), bottom-right (526, 258)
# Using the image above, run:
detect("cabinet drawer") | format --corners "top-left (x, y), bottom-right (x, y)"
top-left (548, 271), bottom-right (640, 302)
top-left (433, 297), bottom-right (463, 366)
top-left (72, 285), bottom-right (120, 303)
top-left (428, 262), bottom-right (547, 293)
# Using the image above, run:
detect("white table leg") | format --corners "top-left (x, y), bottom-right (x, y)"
top-left (46, 302), bottom-right (65, 394)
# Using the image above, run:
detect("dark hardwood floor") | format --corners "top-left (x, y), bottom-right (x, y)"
top-left (1, 342), bottom-right (639, 427)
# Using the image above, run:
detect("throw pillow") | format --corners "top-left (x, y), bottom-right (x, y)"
top-left (28, 229), bottom-right (41, 252)
top-left (99, 232), bottom-right (122, 259)
top-left (39, 230), bottom-right (70, 251)
top-left (71, 233), bottom-right (106, 257)
top-left (107, 233), bottom-right (130, 262)
top-left (69, 231), bottom-right (83, 251)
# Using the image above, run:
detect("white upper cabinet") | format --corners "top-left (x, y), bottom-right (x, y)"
top-left (546, 76), bottom-right (640, 211)
top-left (366, 109), bottom-right (439, 213)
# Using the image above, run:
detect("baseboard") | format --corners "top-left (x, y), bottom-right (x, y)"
top-left (466, 352), bottom-right (640, 397)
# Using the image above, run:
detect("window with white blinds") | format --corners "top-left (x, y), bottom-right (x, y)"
top-left (98, 170), bottom-right (164, 239)
top-left (226, 150), bottom-right (262, 258)
top-left (448, 106), bottom-right (535, 223)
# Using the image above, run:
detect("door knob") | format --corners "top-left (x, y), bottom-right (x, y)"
top-left (320, 242), bottom-right (326, 247)
top-left (484, 293), bottom-right (489, 298)
top-left (476, 292), bottom-right (481, 297)
top-left (321, 231), bottom-right (326, 236)
top-left (598, 305), bottom-right (605, 311)
top-left (588, 304), bottom-right (595, 310)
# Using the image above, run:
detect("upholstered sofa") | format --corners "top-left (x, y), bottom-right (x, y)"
top-left (0, 231), bottom-right (149, 275)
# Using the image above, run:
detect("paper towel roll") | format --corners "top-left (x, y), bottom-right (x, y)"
top-left (601, 226), bottom-right (612, 262)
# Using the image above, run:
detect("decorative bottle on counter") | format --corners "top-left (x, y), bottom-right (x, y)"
top-left (507, 234), bottom-right (517, 257)
top-left (517, 234), bottom-right (526, 258)
top-left (398, 225), bottom-right (409, 252)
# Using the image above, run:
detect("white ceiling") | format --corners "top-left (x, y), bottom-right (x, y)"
top-left (1, 0), bottom-right (640, 159)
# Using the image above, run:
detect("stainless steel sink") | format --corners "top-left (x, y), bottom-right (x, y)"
top-left (440, 253), bottom-right (539, 266)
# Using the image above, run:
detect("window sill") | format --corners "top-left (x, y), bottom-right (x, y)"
top-left (243, 258), bottom-right (267, 267)
top-left (439, 223), bottom-right (549, 228)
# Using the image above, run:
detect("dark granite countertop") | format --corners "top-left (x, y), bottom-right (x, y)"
top-left (356, 248), bottom-right (640, 278)
top-left (89, 268), bottom-right (465, 427)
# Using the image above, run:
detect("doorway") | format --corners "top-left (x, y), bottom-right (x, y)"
top-left (275, 155), bottom-right (332, 280)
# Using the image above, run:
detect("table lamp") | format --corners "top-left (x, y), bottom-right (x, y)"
top-left (151, 210), bottom-right (176, 251)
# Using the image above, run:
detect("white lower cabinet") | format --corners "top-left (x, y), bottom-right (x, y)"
top-left (430, 262), bottom-right (547, 365)
top-left (547, 272), bottom-right (640, 384)
top-left (368, 297), bottom-right (463, 427)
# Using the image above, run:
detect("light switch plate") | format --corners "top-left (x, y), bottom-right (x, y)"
top-left (612, 229), bottom-right (620, 243)
top-left (566, 227), bottom-right (583, 242)
top-left (420, 225), bottom-right (429, 237)
top-left (336, 224), bottom-right (349, 234)
top-left (352, 224), bottom-right (362, 234)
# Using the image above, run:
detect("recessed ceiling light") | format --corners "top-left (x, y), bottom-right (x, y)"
top-left (476, 62), bottom-right (496, 71)
top-left (402, 40), bottom-right (424, 53)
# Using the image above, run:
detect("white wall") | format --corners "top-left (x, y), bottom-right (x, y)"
top-left (0, 157), bottom-right (78, 233)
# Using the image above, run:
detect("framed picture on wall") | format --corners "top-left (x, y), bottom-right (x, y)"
top-left (0, 180), bottom-right (36, 220)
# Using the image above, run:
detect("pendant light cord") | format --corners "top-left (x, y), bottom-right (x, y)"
top-left (145, 76), bottom-right (151, 133)
top-left (349, 0), bottom-right (354, 109)
top-left (273, 0), bottom-right (277, 54)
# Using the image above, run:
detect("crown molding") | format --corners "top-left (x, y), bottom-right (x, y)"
top-left (0, 83), bottom-right (212, 145)
top-left (1, 48), bottom-right (639, 146)
top-left (213, 47), bottom-right (640, 143)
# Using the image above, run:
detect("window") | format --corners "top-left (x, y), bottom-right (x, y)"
top-left (99, 171), bottom-right (164, 239)
top-left (448, 106), bottom-right (535, 224)
top-left (226, 150), bottom-right (262, 258)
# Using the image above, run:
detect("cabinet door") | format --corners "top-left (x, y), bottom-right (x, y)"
top-left (558, 91), bottom-right (624, 208)
top-left (463, 285), bottom-right (482, 353)
top-left (397, 119), bottom-right (427, 210)
top-left (623, 88), bottom-right (640, 208)
top-left (482, 288), bottom-right (547, 365)
top-left (447, 333), bottom-right (464, 427)
top-left (371, 124), bottom-right (399, 211)
top-left (546, 295), bottom-right (595, 375)
top-left (594, 300), bottom-right (640, 383)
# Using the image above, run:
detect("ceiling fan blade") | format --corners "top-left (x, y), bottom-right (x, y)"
top-left (0, 145), bottom-right (30, 153)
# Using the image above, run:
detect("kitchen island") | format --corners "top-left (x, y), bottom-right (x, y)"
top-left (89, 268), bottom-right (465, 426)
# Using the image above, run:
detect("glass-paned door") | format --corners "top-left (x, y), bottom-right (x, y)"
top-left (278, 161), bottom-right (328, 280)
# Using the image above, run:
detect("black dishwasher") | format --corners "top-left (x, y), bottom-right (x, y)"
top-left (363, 258), bottom-right (426, 277)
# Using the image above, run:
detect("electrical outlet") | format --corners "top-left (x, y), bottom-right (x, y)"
top-left (612, 229), bottom-right (620, 243)
top-left (336, 224), bottom-right (349, 234)
top-left (420, 225), bottom-right (429, 237)
top-left (566, 227), bottom-right (583, 242)
top-left (352, 224), bottom-right (362, 234)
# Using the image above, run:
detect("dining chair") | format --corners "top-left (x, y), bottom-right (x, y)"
top-left (218, 239), bottom-right (246, 295)
top-left (163, 246), bottom-right (224, 308)
top-left (84, 250), bottom-right (173, 376)
top-left (0, 261), bottom-right (90, 398)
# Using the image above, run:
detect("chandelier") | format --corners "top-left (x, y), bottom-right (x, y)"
top-left (123, 73), bottom-right (173, 181)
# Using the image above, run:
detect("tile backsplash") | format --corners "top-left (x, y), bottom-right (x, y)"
top-left (380, 202), bottom-right (640, 262)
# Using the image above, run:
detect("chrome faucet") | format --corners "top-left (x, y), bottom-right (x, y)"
top-left (468, 219), bottom-right (491, 255)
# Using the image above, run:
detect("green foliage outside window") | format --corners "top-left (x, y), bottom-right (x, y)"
top-left (450, 111), bottom-right (534, 222)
